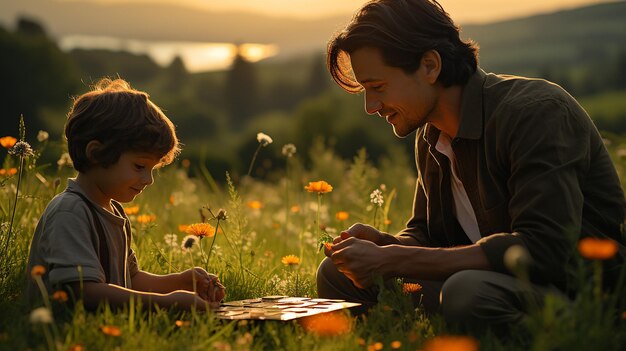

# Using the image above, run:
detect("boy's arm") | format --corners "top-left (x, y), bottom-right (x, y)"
top-left (131, 268), bottom-right (225, 302)
top-left (68, 281), bottom-right (209, 311)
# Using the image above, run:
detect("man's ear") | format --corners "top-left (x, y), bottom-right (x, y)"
top-left (421, 50), bottom-right (442, 84)
top-left (85, 140), bottom-right (103, 163)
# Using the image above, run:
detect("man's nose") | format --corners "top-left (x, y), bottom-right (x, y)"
top-left (364, 93), bottom-right (382, 115)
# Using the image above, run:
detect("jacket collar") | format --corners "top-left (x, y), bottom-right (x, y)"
top-left (423, 68), bottom-right (487, 146)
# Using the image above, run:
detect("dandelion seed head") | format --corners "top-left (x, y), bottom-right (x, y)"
top-left (164, 233), bottom-right (178, 247)
top-left (370, 189), bottom-right (384, 207)
top-left (282, 143), bottom-right (296, 157)
top-left (37, 130), bottom-right (49, 142)
top-left (217, 209), bottom-right (228, 220)
top-left (8, 141), bottom-right (34, 157)
top-left (256, 132), bottom-right (273, 146)
top-left (181, 234), bottom-right (199, 251)
top-left (29, 307), bottom-right (53, 324)
top-left (57, 152), bottom-right (73, 168)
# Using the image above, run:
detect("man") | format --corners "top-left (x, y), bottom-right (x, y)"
top-left (317, 0), bottom-right (625, 332)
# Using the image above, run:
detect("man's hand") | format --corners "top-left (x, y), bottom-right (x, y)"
top-left (327, 237), bottom-right (387, 289)
top-left (324, 223), bottom-right (399, 257)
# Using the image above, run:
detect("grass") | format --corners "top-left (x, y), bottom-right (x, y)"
top-left (0, 130), bottom-right (625, 351)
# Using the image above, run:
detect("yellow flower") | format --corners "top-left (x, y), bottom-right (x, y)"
top-left (299, 311), bottom-right (351, 336)
top-left (335, 211), bottom-right (349, 221)
top-left (423, 336), bottom-right (479, 351)
top-left (578, 237), bottom-right (619, 260)
top-left (100, 325), bottom-right (122, 337)
top-left (281, 255), bottom-right (300, 266)
top-left (390, 341), bottom-right (402, 349)
top-left (185, 223), bottom-right (216, 238)
top-left (246, 200), bottom-right (263, 209)
top-left (51, 290), bottom-right (68, 302)
top-left (136, 214), bottom-right (156, 224)
top-left (0, 136), bottom-right (17, 149)
top-left (304, 180), bottom-right (333, 194)
top-left (31, 265), bottom-right (46, 278)
top-left (124, 205), bottom-right (139, 215)
top-left (402, 282), bottom-right (422, 294)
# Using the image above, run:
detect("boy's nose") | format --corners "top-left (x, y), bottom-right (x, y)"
top-left (143, 170), bottom-right (154, 186)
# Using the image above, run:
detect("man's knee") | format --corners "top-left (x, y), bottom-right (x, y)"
top-left (316, 257), bottom-right (341, 297)
top-left (440, 270), bottom-right (486, 323)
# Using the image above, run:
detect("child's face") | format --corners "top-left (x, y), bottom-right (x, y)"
top-left (93, 151), bottom-right (160, 203)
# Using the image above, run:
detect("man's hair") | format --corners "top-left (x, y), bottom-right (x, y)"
top-left (65, 78), bottom-right (181, 172)
top-left (328, 0), bottom-right (479, 93)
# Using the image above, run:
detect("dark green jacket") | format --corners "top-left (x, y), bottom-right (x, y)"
top-left (399, 68), bottom-right (625, 292)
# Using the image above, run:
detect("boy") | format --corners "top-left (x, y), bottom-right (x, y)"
top-left (27, 78), bottom-right (225, 310)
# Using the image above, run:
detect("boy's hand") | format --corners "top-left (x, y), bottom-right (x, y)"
top-left (180, 267), bottom-right (226, 302)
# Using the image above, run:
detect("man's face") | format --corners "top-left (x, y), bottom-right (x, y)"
top-left (349, 47), bottom-right (439, 138)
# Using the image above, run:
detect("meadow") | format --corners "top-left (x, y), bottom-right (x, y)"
top-left (0, 124), bottom-right (625, 351)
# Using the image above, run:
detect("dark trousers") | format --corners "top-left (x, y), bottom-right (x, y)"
top-left (316, 257), bottom-right (562, 333)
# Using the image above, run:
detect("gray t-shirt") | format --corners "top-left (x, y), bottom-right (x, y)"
top-left (26, 179), bottom-right (139, 302)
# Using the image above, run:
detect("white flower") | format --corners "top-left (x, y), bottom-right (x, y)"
top-left (281, 143), bottom-right (296, 157)
top-left (164, 234), bottom-right (178, 248)
top-left (181, 235), bottom-right (199, 252)
top-left (37, 130), bottom-right (49, 142)
top-left (370, 189), bottom-right (384, 207)
top-left (256, 132), bottom-right (273, 147)
top-left (57, 152), bottom-right (73, 168)
top-left (8, 141), bottom-right (34, 157)
top-left (29, 307), bottom-right (53, 324)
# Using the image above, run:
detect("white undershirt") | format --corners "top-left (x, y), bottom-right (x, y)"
top-left (435, 133), bottom-right (482, 243)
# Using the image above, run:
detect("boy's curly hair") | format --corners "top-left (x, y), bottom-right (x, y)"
top-left (65, 78), bottom-right (181, 172)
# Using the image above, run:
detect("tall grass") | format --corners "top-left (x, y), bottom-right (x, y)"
top-left (0, 131), bottom-right (624, 350)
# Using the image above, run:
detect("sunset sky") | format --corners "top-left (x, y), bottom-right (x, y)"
top-left (76, 0), bottom-right (617, 23)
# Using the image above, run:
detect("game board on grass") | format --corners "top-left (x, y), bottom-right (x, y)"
top-left (215, 296), bottom-right (361, 321)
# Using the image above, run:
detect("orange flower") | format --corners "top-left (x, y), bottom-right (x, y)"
top-left (290, 205), bottom-right (300, 213)
top-left (304, 180), bottom-right (333, 194)
top-left (175, 320), bottom-right (190, 327)
top-left (324, 242), bottom-right (334, 251)
top-left (100, 325), bottom-right (122, 337)
top-left (0, 136), bottom-right (17, 149)
top-left (124, 205), bottom-right (139, 215)
top-left (423, 336), bottom-right (479, 351)
top-left (390, 341), bottom-right (402, 349)
top-left (178, 224), bottom-right (190, 232)
top-left (31, 265), bottom-right (46, 277)
top-left (181, 159), bottom-right (191, 168)
top-left (403, 282), bottom-right (422, 294)
top-left (136, 214), bottom-right (156, 224)
top-left (185, 223), bottom-right (216, 238)
top-left (281, 255), bottom-right (300, 266)
top-left (299, 311), bottom-right (351, 336)
top-left (246, 200), bottom-right (263, 209)
top-left (52, 290), bottom-right (68, 302)
top-left (367, 342), bottom-right (383, 351)
top-left (384, 219), bottom-right (392, 225)
top-left (0, 168), bottom-right (17, 177)
top-left (578, 237), bottom-right (619, 260)
top-left (335, 211), bottom-right (349, 221)
top-left (67, 344), bottom-right (85, 351)
top-left (357, 338), bottom-right (366, 346)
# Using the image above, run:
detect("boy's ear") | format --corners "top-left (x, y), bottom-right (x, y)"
top-left (85, 140), bottom-right (103, 162)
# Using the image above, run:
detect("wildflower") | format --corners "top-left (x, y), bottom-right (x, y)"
top-left (335, 211), bottom-right (349, 221)
top-left (0, 168), bottom-right (18, 177)
top-left (185, 223), bottom-right (216, 238)
top-left (51, 290), bottom-right (68, 302)
top-left (578, 237), bottom-right (619, 260)
top-left (136, 214), bottom-right (156, 224)
top-left (29, 307), bottom-right (53, 324)
top-left (324, 242), bottom-right (333, 251)
top-left (124, 205), bottom-right (139, 215)
top-left (299, 311), bottom-right (351, 336)
top-left (181, 159), bottom-right (191, 168)
top-left (175, 320), bottom-right (190, 327)
top-left (57, 152), bottom-right (73, 168)
top-left (0, 136), bottom-right (17, 149)
top-left (281, 255), bottom-right (300, 266)
top-left (370, 189), bottom-right (384, 207)
top-left (304, 180), bottom-right (333, 194)
top-left (368, 342), bottom-right (383, 351)
top-left (257, 132), bottom-right (273, 146)
top-left (37, 130), bottom-right (49, 142)
top-left (8, 141), bottom-right (34, 157)
top-left (67, 344), bottom-right (85, 351)
top-left (403, 282), bottom-right (422, 294)
top-left (181, 235), bottom-right (199, 252)
top-left (384, 219), bottom-right (392, 225)
top-left (100, 325), bottom-right (122, 337)
top-left (31, 265), bottom-right (46, 277)
top-left (178, 224), bottom-right (190, 232)
top-left (216, 209), bottom-right (228, 220)
top-left (357, 338), bottom-right (366, 346)
top-left (290, 205), bottom-right (300, 213)
top-left (164, 234), bottom-right (178, 247)
top-left (282, 143), bottom-right (297, 157)
top-left (423, 336), bottom-right (479, 351)
top-left (246, 200), bottom-right (263, 209)
top-left (391, 341), bottom-right (402, 349)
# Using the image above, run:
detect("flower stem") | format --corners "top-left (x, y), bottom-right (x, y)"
top-left (247, 144), bottom-right (263, 177)
top-left (2, 156), bottom-right (24, 258)
top-left (205, 220), bottom-right (220, 270)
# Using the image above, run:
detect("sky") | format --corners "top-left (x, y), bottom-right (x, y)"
top-left (77, 0), bottom-right (618, 23)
